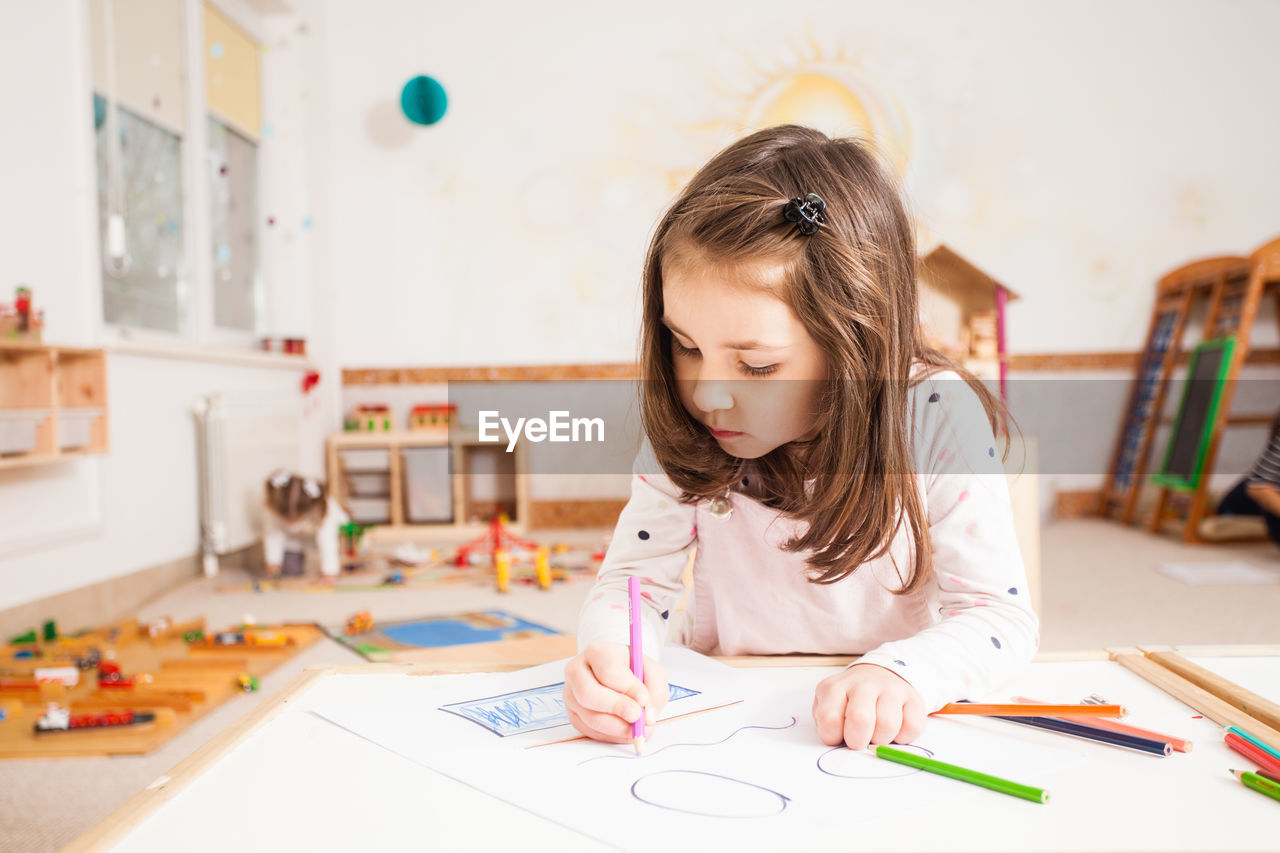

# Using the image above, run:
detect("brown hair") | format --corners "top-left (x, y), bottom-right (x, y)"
top-left (639, 125), bottom-right (1011, 594)
top-left (264, 472), bottom-right (328, 523)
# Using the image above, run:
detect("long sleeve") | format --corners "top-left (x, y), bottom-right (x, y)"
top-left (315, 497), bottom-right (350, 577)
top-left (577, 440), bottom-right (697, 659)
top-left (262, 510), bottom-right (287, 567)
top-left (856, 373), bottom-right (1039, 712)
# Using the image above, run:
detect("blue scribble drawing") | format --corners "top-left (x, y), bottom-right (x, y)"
top-left (441, 682), bottom-right (701, 737)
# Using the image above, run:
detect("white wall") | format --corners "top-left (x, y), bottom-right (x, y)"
top-left (294, 0), bottom-right (1280, 368)
top-left (0, 0), bottom-right (332, 612)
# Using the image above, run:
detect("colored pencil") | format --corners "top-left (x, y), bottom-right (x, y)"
top-left (934, 702), bottom-right (1126, 719)
top-left (1231, 769), bottom-right (1280, 804)
top-left (1224, 732), bottom-right (1280, 776)
top-left (1014, 695), bottom-right (1193, 752)
top-left (993, 715), bottom-right (1172, 756)
top-left (1252, 767), bottom-right (1280, 785)
top-left (1147, 650), bottom-right (1280, 733)
top-left (627, 575), bottom-right (645, 755)
top-left (1112, 651), bottom-right (1280, 754)
top-left (1225, 725), bottom-right (1280, 764)
top-left (873, 744), bottom-right (1048, 803)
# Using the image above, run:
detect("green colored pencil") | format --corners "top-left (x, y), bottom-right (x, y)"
top-left (1232, 769), bottom-right (1280, 804)
top-left (874, 745), bottom-right (1049, 803)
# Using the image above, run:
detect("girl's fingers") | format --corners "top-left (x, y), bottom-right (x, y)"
top-left (841, 686), bottom-right (878, 751)
top-left (812, 688), bottom-right (849, 746)
top-left (871, 693), bottom-right (904, 746)
top-left (898, 694), bottom-right (927, 743)
top-left (585, 649), bottom-right (650, 708)
top-left (566, 706), bottom-right (629, 744)
top-left (566, 702), bottom-right (633, 742)
top-left (642, 657), bottom-right (669, 716)
top-left (565, 668), bottom-right (642, 723)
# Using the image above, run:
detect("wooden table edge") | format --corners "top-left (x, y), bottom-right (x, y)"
top-left (64, 644), bottom-right (1277, 850)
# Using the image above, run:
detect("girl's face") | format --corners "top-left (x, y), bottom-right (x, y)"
top-left (662, 256), bottom-right (829, 459)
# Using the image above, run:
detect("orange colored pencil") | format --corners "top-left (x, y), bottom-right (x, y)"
top-left (1013, 696), bottom-right (1192, 752)
top-left (933, 702), bottom-right (1126, 719)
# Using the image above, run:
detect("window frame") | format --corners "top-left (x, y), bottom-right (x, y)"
top-left (96, 0), bottom-right (268, 352)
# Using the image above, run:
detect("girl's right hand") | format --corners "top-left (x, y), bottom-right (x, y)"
top-left (563, 642), bottom-right (668, 743)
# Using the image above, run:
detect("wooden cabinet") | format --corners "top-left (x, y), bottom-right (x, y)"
top-left (0, 342), bottom-right (108, 470)
top-left (326, 431), bottom-right (530, 538)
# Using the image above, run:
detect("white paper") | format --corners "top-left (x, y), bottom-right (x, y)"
top-left (313, 649), bottom-right (1085, 852)
top-left (1157, 561), bottom-right (1280, 585)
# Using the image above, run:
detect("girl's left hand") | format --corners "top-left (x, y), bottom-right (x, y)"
top-left (812, 663), bottom-right (927, 749)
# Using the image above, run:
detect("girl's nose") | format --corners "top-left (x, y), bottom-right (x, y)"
top-left (692, 376), bottom-right (734, 413)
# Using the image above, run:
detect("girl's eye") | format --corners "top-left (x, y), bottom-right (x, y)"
top-left (673, 340), bottom-right (700, 357)
top-left (740, 363), bottom-right (779, 377)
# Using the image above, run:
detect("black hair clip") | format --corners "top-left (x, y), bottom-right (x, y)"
top-left (783, 193), bottom-right (827, 236)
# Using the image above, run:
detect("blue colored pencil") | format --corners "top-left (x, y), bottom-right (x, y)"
top-left (993, 714), bottom-right (1172, 756)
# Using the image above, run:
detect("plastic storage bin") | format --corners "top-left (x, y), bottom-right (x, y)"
top-left (339, 448), bottom-right (391, 471)
top-left (346, 497), bottom-right (391, 524)
top-left (59, 407), bottom-right (102, 450)
top-left (347, 471), bottom-right (390, 496)
top-left (0, 409), bottom-right (51, 455)
top-left (402, 446), bottom-right (453, 523)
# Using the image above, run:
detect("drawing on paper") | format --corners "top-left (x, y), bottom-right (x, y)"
top-left (442, 682), bottom-right (700, 737)
top-left (816, 742), bottom-right (933, 779)
top-left (631, 770), bottom-right (790, 818)
top-left (578, 717), bottom-right (799, 766)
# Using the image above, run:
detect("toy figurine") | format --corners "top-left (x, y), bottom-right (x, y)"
top-left (344, 610), bottom-right (373, 635)
top-left (236, 673), bottom-right (260, 692)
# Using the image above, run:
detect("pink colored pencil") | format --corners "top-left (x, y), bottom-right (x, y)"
top-left (628, 575), bottom-right (645, 754)
top-left (1013, 696), bottom-right (1193, 753)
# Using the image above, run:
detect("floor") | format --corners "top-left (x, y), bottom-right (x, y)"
top-left (3, 519), bottom-right (1278, 852)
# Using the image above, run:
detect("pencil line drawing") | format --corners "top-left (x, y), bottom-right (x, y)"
top-left (441, 682), bottom-right (701, 737)
top-left (577, 716), bottom-right (799, 766)
top-left (630, 770), bottom-right (790, 818)
top-left (816, 742), bottom-right (933, 779)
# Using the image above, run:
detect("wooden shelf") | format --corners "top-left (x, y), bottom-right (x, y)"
top-left (325, 431), bottom-right (530, 536)
top-left (0, 341), bottom-right (109, 468)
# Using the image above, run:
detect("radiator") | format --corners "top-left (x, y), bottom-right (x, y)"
top-left (193, 392), bottom-right (303, 576)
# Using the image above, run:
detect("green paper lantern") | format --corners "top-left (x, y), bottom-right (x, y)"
top-left (399, 75), bottom-right (448, 126)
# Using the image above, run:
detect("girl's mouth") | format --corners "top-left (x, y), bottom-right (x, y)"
top-left (709, 427), bottom-right (744, 439)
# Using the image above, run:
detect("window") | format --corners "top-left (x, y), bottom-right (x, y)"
top-left (208, 117), bottom-right (260, 332)
top-left (95, 97), bottom-right (188, 334)
top-left (89, 0), bottom-right (266, 344)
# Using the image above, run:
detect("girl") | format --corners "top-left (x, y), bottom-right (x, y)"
top-left (262, 470), bottom-right (349, 581)
top-left (564, 125), bottom-right (1037, 752)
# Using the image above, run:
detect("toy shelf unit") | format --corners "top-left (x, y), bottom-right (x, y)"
top-left (0, 341), bottom-right (108, 470)
top-left (326, 431), bottom-right (530, 539)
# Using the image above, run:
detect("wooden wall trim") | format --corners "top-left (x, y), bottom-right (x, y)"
top-left (342, 349), bottom-right (1279, 385)
top-left (343, 364), bottom-right (638, 385)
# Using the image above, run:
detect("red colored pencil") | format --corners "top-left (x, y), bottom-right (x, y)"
top-left (1225, 732), bottom-right (1280, 776)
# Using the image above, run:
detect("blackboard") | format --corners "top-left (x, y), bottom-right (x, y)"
top-left (1152, 337), bottom-right (1236, 491)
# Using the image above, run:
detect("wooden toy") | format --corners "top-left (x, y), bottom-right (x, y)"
top-left (495, 549), bottom-right (511, 594)
top-left (0, 617), bottom-right (321, 758)
top-left (535, 547), bottom-right (551, 590)
top-left (345, 404), bottom-right (393, 432)
top-left (345, 611), bottom-right (373, 635)
top-left (409, 403), bottom-right (456, 431)
top-left (1100, 236), bottom-right (1280, 538)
